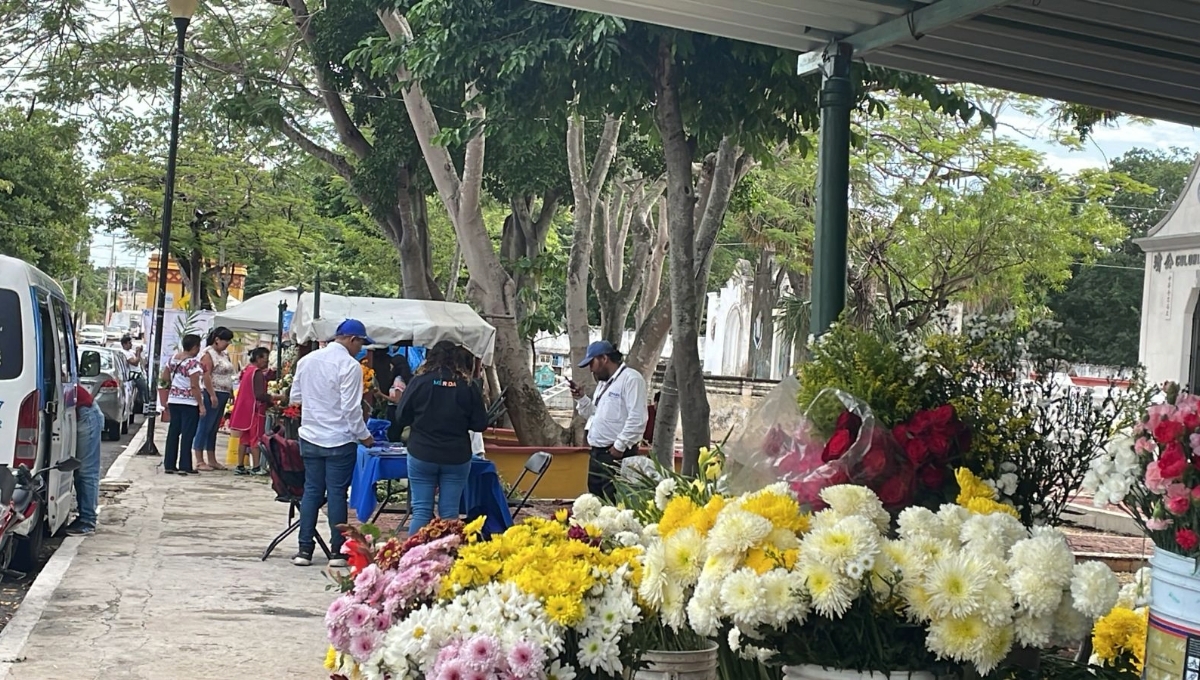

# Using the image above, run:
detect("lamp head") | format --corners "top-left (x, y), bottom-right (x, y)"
top-left (166, 0), bottom-right (198, 20)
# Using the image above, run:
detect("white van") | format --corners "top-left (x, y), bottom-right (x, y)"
top-left (0, 255), bottom-right (78, 567)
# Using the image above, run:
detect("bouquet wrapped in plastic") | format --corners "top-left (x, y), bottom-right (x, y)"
top-left (723, 377), bottom-right (960, 510)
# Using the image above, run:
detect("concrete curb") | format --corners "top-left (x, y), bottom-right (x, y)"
top-left (0, 419), bottom-right (149, 678)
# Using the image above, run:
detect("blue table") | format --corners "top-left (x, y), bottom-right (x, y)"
top-left (351, 446), bottom-right (513, 536)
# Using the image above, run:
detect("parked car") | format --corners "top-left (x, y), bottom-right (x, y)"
top-left (79, 324), bottom-right (106, 345)
top-left (78, 345), bottom-right (135, 441)
top-left (104, 326), bottom-right (126, 344)
top-left (0, 255), bottom-right (79, 569)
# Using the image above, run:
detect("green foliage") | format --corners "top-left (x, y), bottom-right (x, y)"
top-left (1047, 146), bottom-right (1195, 366)
top-left (0, 107), bottom-right (93, 281)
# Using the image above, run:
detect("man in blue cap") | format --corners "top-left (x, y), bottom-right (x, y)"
top-left (569, 340), bottom-right (648, 499)
top-left (288, 319), bottom-right (376, 567)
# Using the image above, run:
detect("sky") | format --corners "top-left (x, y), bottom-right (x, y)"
top-left (90, 106), bottom-right (1200, 273)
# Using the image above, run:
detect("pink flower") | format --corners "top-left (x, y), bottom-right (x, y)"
top-left (1147, 404), bottom-right (1176, 434)
top-left (437, 659), bottom-right (468, 680)
top-left (464, 634), bottom-right (500, 671)
top-left (1136, 436), bottom-right (1158, 456)
top-left (1145, 461), bottom-right (1169, 494)
top-left (325, 595), bottom-right (352, 627)
top-left (354, 564), bottom-right (382, 596)
top-left (507, 641), bottom-right (546, 679)
top-left (345, 603), bottom-right (374, 631)
top-left (1166, 484), bottom-right (1192, 515)
top-left (1147, 517), bottom-right (1174, 531)
top-left (348, 631), bottom-right (381, 662)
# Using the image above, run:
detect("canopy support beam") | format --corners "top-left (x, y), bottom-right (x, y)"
top-left (811, 43), bottom-right (853, 337)
top-left (796, 0), bottom-right (1014, 75)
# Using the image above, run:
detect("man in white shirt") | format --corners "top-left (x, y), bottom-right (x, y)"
top-left (288, 319), bottom-right (375, 567)
top-left (571, 340), bottom-right (647, 499)
top-left (120, 335), bottom-right (147, 405)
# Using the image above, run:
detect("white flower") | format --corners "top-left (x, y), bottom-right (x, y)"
top-left (923, 551), bottom-right (994, 619)
top-left (995, 472), bottom-right (1019, 497)
top-left (663, 527), bottom-right (705, 584)
top-left (1013, 610), bottom-right (1055, 648)
top-left (1069, 561), bottom-right (1120, 619)
top-left (935, 504), bottom-right (970, 544)
top-left (707, 508), bottom-right (773, 557)
top-left (959, 512), bottom-right (1028, 560)
top-left (1008, 568), bottom-right (1064, 618)
top-left (758, 568), bottom-right (809, 627)
top-left (800, 515), bottom-right (880, 576)
top-left (686, 577), bottom-right (723, 637)
top-left (798, 557), bottom-right (856, 618)
top-left (897, 506), bottom-right (942, 540)
top-left (572, 494), bottom-right (603, 523)
top-left (654, 478), bottom-right (678, 510)
top-left (578, 633), bottom-right (622, 674)
top-left (1053, 591), bottom-right (1093, 643)
top-left (720, 568), bottom-right (765, 627)
top-left (1117, 567), bottom-right (1152, 609)
top-left (820, 485), bottom-right (890, 532)
top-left (615, 531), bottom-right (641, 547)
top-left (547, 660), bottom-right (578, 680)
top-left (1009, 532), bottom-right (1075, 590)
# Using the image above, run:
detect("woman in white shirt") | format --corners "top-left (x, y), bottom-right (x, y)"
top-left (162, 334), bottom-right (205, 475)
top-left (193, 327), bottom-right (236, 471)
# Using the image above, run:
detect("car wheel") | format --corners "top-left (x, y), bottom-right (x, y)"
top-left (105, 419), bottom-right (121, 441)
top-left (12, 503), bottom-right (45, 572)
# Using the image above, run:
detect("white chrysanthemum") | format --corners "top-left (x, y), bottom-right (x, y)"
top-left (766, 527), bottom-right (801, 552)
top-left (978, 577), bottom-right (1016, 628)
top-left (1008, 568), bottom-right (1064, 618)
top-left (660, 579), bottom-right (687, 629)
top-left (959, 512), bottom-right (1028, 560)
top-left (925, 614), bottom-right (988, 666)
top-left (758, 568), bottom-right (809, 627)
top-left (577, 633), bottom-right (621, 674)
top-left (663, 527), bottom-right (705, 584)
top-left (1008, 533), bottom-right (1075, 589)
top-left (719, 568), bottom-right (765, 627)
top-left (808, 508), bottom-right (845, 532)
top-left (901, 535), bottom-right (955, 578)
top-left (572, 494), bottom-right (603, 523)
top-left (654, 478), bottom-right (678, 510)
top-left (798, 558), bottom-right (856, 618)
top-left (1069, 560), bottom-right (1120, 619)
top-left (935, 504), bottom-right (970, 544)
top-left (820, 485), bottom-right (890, 532)
top-left (615, 531), bottom-right (641, 547)
top-left (923, 552), bottom-right (992, 619)
top-left (638, 543), bottom-right (668, 606)
top-left (973, 622), bottom-right (1015, 675)
top-left (1012, 610), bottom-right (1055, 648)
top-left (1053, 591), bottom-right (1093, 644)
top-left (801, 515), bottom-right (880, 576)
top-left (897, 506), bottom-right (942, 540)
top-left (686, 577), bottom-right (723, 637)
top-left (1117, 567), bottom-right (1152, 609)
top-left (707, 508), bottom-right (773, 557)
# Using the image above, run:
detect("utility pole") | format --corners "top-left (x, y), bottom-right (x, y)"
top-left (104, 236), bottom-right (117, 325)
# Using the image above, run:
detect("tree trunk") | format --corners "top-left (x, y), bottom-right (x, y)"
top-left (500, 191), bottom-right (559, 328)
top-left (379, 9), bottom-right (568, 446)
top-left (652, 362), bottom-right (679, 466)
top-left (635, 200), bottom-right (669, 328)
top-left (593, 178), bottom-right (663, 345)
top-left (394, 167), bottom-right (442, 300)
top-left (445, 243), bottom-right (462, 299)
top-left (747, 249), bottom-right (782, 379)
top-left (787, 269), bottom-right (810, 367)
top-left (566, 110), bottom-right (622, 396)
top-left (654, 37), bottom-right (709, 477)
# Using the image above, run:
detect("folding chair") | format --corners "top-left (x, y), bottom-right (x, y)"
top-left (506, 451), bottom-right (552, 519)
top-left (485, 387), bottom-right (509, 428)
top-left (259, 431), bottom-right (332, 561)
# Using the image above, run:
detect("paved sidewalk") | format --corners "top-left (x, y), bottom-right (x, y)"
top-left (4, 428), bottom-right (336, 679)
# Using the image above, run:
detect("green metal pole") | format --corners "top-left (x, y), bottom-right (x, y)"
top-left (811, 43), bottom-right (853, 338)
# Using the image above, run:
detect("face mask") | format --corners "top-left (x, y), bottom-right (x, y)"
top-left (355, 348), bottom-right (368, 361)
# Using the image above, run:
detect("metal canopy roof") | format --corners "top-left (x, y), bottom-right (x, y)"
top-left (531, 0), bottom-right (1200, 128)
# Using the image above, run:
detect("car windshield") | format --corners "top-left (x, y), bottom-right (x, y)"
top-left (0, 289), bottom-right (22, 380)
top-left (83, 326), bottom-right (103, 333)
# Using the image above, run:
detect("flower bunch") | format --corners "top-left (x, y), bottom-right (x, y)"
top-left (360, 512), bottom-right (644, 680)
top-left (1083, 386), bottom-right (1200, 557)
top-left (683, 479), bottom-right (1119, 676)
top-left (324, 520), bottom-right (468, 677)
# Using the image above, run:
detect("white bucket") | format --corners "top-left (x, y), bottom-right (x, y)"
top-left (633, 646), bottom-right (719, 680)
top-left (1144, 547), bottom-right (1200, 680)
top-left (783, 666), bottom-right (936, 680)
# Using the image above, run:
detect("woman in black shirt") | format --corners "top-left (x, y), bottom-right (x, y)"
top-left (392, 341), bottom-right (488, 536)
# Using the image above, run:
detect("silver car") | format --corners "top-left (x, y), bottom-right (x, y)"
top-left (78, 345), bottom-right (135, 441)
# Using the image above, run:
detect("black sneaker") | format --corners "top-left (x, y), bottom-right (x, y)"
top-left (66, 521), bottom-right (95, 536)
top-left (164, 469), bottom-right (177, 475)
top-left (292, 552), bottom-right (313, 566)
top-left (177, 469), bottom-right (195, 476)
top-left (234, 466), bottom-right (249, 476)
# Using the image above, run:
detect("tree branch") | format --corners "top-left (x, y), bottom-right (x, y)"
top-left (274, 114), bottom-right (356, 182)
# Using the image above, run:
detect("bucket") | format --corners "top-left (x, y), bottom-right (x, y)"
top-left (632, 645), bottom-right (719, 680)
top-left (1144, 547), bottom-right (1200, 680)
top-left (783, 666), bottom-right (936, 680)
top-left (225, 433), bottom-right (241, 466)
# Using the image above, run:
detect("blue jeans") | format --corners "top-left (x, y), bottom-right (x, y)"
top-left (164, 403), bottom-right (199, 473)
top-left (193, 391), bottom-right (230, 453)
top-left (74, 403), bottom-right (103, 529)
top-left (407, 457), bottom-right (471, 537)
top-left (298, 440), bottom-right (356, 556)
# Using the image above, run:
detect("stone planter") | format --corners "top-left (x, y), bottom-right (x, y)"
top-left (632, 645), bottom-right (719, 680)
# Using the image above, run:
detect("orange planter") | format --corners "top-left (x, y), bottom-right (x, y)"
top-left (486, 445), bottom-right (591, 499)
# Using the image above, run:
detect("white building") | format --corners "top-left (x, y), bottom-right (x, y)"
top-left (531, 328), bottom-right (694, 375)
top-left (703, 260), bottom-right (795, 380)
top-left (1137, 155), bottom-right (1200, 389)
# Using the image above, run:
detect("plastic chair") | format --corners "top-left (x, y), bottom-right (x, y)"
top-left (259, 433), bottom-right (332, 562)
top-left (506, 451), bottom-right (552, 519)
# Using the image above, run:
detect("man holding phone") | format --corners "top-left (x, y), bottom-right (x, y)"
top-left (571, 340), bottom-right (647, 499)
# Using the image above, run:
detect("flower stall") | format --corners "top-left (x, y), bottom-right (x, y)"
top-left (1082, 383), bottom-right (1200, 680)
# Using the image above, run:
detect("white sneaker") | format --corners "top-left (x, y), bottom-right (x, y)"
top-left (292, 553), bottom-right (312, 566)
top-left (328, 557), bottom-right (348, 569)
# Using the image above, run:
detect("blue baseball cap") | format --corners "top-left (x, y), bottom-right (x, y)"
top-left (578, 340), bottom-right (617, 368)
top-left (335, 318), bottom-right (374, 344)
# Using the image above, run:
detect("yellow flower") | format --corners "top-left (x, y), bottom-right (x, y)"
top-left (955, 468), bottom-right (996, 506)
top-left (545, 594), bottom-right (586, 626)
top-left (1092, 606), bottom-right (1148, 671)
top-left (741, 489), bottom-right (809, 534)
top-left (464, 516), bottom-right (486, 542)
top-left (324, 646), bottom-right (338, 671)
top-left (658, 496), bottom-right (700, 538)
top-left (554, 508), bottom-right (570, 523)
top-left (964, 497), bottom-right (1019, 518)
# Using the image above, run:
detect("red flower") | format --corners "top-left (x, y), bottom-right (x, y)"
top-left (877, 463), bottom-right (915, 507)
top-left (924, 432), bottom-right (951, 459)
top-left (822, 429), bottom-right (854, 463)
top-left (903, 437), bottom-right (930, 467)
top-left (1154, 419), bottom-right (1185, 444)
top-left (1160, 441), bottom-right (1188, 479)
top-left (835, 410), bottom-right (863, 436)
top-left (918, 464), bottom-right (947, 490)
top-left (1185, 412), bottom-right (1200, 431)
top-left (341, 538), bottom-right (372, 575)
top-left (857, 443), bottom-right (889, 480)
top-left (1176, 528), bottom-right (1199, 552)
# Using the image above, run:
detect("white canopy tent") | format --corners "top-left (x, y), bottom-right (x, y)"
top-left (290, 292), bottom-right (497, 365)
top-left (211, 287), bottom-right (303, 334)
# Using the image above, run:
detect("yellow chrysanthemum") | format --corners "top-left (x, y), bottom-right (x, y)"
top-left (545, 594), bottom-right (586, 626)
top-left (741, 490), bottom-right (809, 534)
top-left (463, 515), bottom-right (486, 542)
top-left (658, 496), bottom-right (701, 538)
top-left (955, 468), bottom-right (996, 505)
top-left (1092, 606), bottom-right (1148, 671)
top-left (324, 646), bottom-right (338, 671)
top-left (964, 497), bottom-right (1019, 518)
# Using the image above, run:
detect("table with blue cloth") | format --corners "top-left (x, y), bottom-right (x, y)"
top-left (350, 445), bottom-right (513, 536)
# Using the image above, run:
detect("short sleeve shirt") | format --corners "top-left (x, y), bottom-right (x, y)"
top-left (167, 356), bottom-right (203, 405)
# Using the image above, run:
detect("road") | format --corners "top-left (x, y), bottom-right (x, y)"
top-left (0, 416), bottom-right (145, 631)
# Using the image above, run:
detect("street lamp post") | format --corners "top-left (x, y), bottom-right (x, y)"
top-left (140, 0), bottom-right (199, 456)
